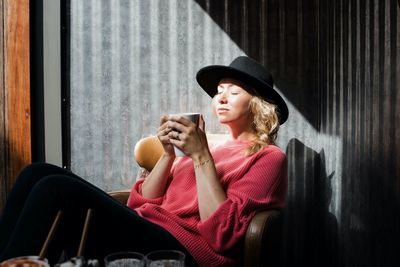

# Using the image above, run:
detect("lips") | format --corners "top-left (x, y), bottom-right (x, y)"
top-left (217, 108), bottom-right (229, 114)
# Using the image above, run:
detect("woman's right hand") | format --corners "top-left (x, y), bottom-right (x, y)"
top-left (157, 115), bottom-right (176, 156)
top-left (142, 115), bottom-right (177, 199)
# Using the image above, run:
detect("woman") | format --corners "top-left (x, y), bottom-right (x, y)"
top-left (0, 56), bottom-right (288, 267)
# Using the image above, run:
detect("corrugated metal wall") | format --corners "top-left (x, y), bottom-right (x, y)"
top-left (317, 1), bottom-right (400, 266)
top-left (68, 0), bottom-right (400, 266)
top-left (69, 0), bottom-right (244, 190)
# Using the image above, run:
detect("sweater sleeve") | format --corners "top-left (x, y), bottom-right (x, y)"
top-left (197, 149), bottom-right (288, 253)
top-left (127, 178), bottom-right (164, 208)
top-left (127, 161), bottom-right (179, 209)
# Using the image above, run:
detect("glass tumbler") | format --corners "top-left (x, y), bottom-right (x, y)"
top-left (104, 251), bottom-right (145, 267)
top-left (145, 250), bottom-right (185, 267)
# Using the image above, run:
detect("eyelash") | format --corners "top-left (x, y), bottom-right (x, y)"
top-left (216, 91), bottom-right (239, 95)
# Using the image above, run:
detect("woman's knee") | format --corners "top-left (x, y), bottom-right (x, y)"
top-left (16, 163), bottom-right (72, 185)
top-left (13, 163), bottom-right (58, 190)
top-left (32, 175), bottom-right (107, 213)
top-left (35, 175), bottom-right (77, 193)
top-left (34, 174), bottom-right (95, 203)
top-left (18, 162), bottom-right (61, 178)
top-left (28, 175), bottom-right (85, 209)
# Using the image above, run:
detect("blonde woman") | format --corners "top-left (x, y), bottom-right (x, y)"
top-left (130, 56), bottom-right (289, 266)
top-left (0, 56), bottom-right (288, 267)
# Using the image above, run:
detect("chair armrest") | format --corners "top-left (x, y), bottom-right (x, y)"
top-left (244, 209), bottom-right (283, 267)
top-left (108, 189), bottom-right (131, 204)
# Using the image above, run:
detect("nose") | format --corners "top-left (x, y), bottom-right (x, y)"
top-left (217, 91), bottom-right (228, 104)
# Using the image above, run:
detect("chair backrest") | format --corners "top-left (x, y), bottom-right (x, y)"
top-left (134, 136), bottom-right (164, 171)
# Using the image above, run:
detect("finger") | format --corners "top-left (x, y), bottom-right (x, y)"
top-left (167, 121), bottom-right (186, 133)
top-left (159, 115), bottom-right (169, 126)
top-left (177, 132), bottom-right (186, 141)
top-left (157, 125), bottom-right (166, 135)
top-left (158, 133), bottom-right (172, 144)
top-left (168, 115), bottom-right (194, 127)
top-left (168, 130), bottom-right (181, 140)
top-left (169, 137), bottom-right (183, 147)
top-left (158, 119), bottom-right (172, 133)
top-left (157, 125), bottom-right (173, 139)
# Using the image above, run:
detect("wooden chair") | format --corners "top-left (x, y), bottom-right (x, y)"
top-left (109, 135), bottom-right (283, 267)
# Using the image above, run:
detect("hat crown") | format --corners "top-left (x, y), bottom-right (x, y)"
top-left (229, 56), bottom-right (274, 88)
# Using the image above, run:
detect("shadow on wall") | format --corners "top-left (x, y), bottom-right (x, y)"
top-left (282, 138), bottom-right (339, 267)
top-left (193, 0), bottom-right (320, 128)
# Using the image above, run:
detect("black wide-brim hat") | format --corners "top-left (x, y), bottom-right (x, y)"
top-left (196, 56), bottom-right (289, 124)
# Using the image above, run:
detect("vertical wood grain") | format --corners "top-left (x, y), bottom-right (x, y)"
top-left (0, 0), bottom-right (31, 213)
top-left (0, 0), bottom-right (6, 211)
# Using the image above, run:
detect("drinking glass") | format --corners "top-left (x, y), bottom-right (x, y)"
top-left (104, 251), bottom-right (145, 267)
top-left (145, 250), bottom-right (185, 267)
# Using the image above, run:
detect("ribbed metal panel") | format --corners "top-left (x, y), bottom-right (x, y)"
top-left (68, 0), bottom-right (399, 265)
top-left (69, 0), bottom-right (245, 190)
top-left (318, 0), bottom-right (400, 266)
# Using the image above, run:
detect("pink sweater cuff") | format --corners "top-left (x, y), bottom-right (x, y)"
top-left (127, 179), bottom-right (164, 208)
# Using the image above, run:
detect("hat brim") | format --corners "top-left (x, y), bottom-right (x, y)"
top-left (196, 65), bottom-right (289, 124)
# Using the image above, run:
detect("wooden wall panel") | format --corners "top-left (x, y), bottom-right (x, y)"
top-left (0, 0), bottom-right (5, 211)
top-left (0, 0), bottom-right (31, 213)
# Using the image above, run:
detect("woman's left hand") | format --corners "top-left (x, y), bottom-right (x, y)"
top-left (166, 114), bottom-right (209, 158)
top-left (168, 114), bottom-right (226, 221)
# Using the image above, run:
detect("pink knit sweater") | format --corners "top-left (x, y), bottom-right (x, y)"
top-left (127, 140), bottom-right (288, 266)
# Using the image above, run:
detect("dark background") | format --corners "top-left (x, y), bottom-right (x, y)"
top-left (193, 0), bottom-right (399, 266)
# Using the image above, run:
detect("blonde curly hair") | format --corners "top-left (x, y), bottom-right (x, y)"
top-left (246, 96), bottom-right (280, 155)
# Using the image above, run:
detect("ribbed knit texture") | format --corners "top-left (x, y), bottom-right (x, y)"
top-left (127, 140), bottom-right (288, 267)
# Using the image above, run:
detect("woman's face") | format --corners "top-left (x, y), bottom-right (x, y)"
top-left (212, 79), bottom-right (253, 127)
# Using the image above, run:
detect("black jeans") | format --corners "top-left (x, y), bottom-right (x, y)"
top-left (0, 163), bottom-right (197, 266)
